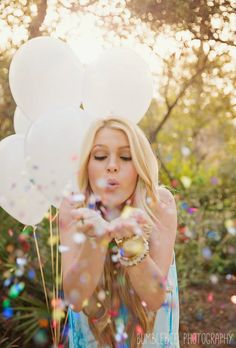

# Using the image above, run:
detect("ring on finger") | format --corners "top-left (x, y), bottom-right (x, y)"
top-left (76, 218), bottom-right (85, 229)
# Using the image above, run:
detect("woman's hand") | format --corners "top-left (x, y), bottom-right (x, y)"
top-left (108, 208), bottom-right (149, 241)
top-left (70, 207), bottom-right (110, 240)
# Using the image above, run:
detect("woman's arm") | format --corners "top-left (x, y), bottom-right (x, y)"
top-left (59, 198), bottom-right (110, 312)
top-left (109, 187), bottom-right (177, 311)
top-left (126, 187), bottom-right (177, 311)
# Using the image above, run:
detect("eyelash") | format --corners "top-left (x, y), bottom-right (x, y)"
top-left (94, 156), bottom-right (132, 161)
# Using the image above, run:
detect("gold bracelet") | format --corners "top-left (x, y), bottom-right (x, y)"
top-left (118, 235), bottom-right (147, 258)
top-left (118, 236), bottom-right (149, 267)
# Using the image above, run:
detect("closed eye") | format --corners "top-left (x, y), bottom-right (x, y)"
top-left (94, 156), bottom-right (107, 160)
top-left (120, 157), bottom-right (132, 161)
top-left (94, 156), bottom-right (132, 161)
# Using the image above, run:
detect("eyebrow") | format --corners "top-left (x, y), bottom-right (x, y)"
top-left (93, 144), bottom-right (130, 149)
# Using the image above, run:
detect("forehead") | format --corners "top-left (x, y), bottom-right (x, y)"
top-left (93, 127), bottom-right (130, 147)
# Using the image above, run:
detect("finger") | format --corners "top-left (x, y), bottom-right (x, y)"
top-left (76, 221), bottom-right (93, 234)
top-left (109, 226), bottom-right (134, 241)
top-left (70, 209), bottom-right (84, 219)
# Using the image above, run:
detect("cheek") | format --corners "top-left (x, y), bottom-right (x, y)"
top-left (88, 160), bottom-right (104, 189)
top-left (88, 160), bottom-right (98, 187)
top-left (123, 165), bottom-right (138, 188)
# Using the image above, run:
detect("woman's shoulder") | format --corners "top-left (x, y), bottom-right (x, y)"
top-left (151, 185), bottom-right (177, 225)
top-left (157, 185), bottom-right (176, 206)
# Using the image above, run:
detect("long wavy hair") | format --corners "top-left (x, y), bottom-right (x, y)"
top-left (77, 117), bottom-right (161, 347)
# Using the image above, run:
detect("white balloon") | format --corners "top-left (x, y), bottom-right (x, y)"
top-left (9, 36), bottom-right (84, 121)
top-left (25, 107), bottom-right (95, 208)
top-left (0, 134), bottom-right (50, 225)
top-left (13, 107), bottom-right (32, 134)
top-left (82, 47), bottom-right (153, 123)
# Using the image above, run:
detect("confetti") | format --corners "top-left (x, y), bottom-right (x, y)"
top-left (47, 235), bottom-right (59, 246)
top-left (146, 197), bottom-right (153, 205)
top-left (210, 176), bottom-right (218, 185)
top-left (209, 274), bottom-right (218, 284)
top-left (120, 205), bottom-right (135, 218)
top-left (224, 219), bottom-right (236, 235)
top-left (98, 290), bottom-right (106, 301)
top-left (187, 207), bottom-right (198, 214)
top-left (207, 292), bottom-right (214, 302)
top-left (28, 269), bottom-right (36, 280)
top-left (2, 307), bottom-right (13, 319)
top-left (180, 176), bottom-right (192, 188)
top-left (135, 324), bottom-right (144, 335)
top-left (195, 309), bottom-right (204, 321)
top-left (181, 146), bottom-right (191, 156)
top-left (80, 272), bottom-right (91, 284)
top-left (16, 257), bottom-right (27, 266)
top-left (202, 247), bottom-right (212, 260)
top-left (58, 245), bottom-right (70, 253)
top-left (231, 295), bottom-right (236, 304)
top-left (33, 329), bottom-right (49, 345)
top-left (111, 254), bottom-right (120, 263)
top-left (96, 178), bottom-right (107, 188)
top-left (73, 232), bottom-right (86, 244)
top-left (3, 299), bottom-right (11, 308)
top-left (206, 230), bottom-right (220, 241)
top-left (3, 278), bottom-right (13, 287)
top-left (38, 319), bottom-right (49, 328)
top-left (82, 299), bottom-right (89, 308)
top-left (15, 268), bottom-right (25, 277)
top-left (51, 298), bottom-right (64, 309)
top-left (52, 308), bottom-right (65, 321)
top-left (70, 193), bottom-right (86, 203)
top-left (6, 244), bottom-right (14, 253)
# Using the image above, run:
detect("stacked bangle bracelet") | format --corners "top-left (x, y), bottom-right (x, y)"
top-left (117, 235), bottom-right (150, 267)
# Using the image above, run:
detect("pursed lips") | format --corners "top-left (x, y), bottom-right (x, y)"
top-left (106, 178), bottom-right (120, 188)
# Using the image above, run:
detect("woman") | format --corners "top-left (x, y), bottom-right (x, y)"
top-left (59, 117), bottom-right (179, 347)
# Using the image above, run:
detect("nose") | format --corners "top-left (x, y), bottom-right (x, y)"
top-left (106, 157), bottom-right (119, 173)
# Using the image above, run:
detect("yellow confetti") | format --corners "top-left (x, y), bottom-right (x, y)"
top-left (180, 176), bottom-right (192, 188)
top-left (47, 235), bottom-right (59, 246)
top-left (82, 299), bottom-right (88, 308)
top-left (121, 205), bottom-right (136, 218)
top-left (52, 308), bottom-right (65, 321)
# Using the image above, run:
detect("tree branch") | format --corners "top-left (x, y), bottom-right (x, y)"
top-left (149, 56), bottom-right (209, 143)
top-left (28, 0), bottom-right (48, 39)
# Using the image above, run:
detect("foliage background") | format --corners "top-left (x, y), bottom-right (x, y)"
top-left (0, 0), bottom-right (236, 347)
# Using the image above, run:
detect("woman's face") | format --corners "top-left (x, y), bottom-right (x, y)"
top-left (88, 127), bottom-right (138, 208)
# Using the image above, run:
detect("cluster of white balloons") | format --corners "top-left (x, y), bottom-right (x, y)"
top-left (0, 36), bottom-right (153, 226)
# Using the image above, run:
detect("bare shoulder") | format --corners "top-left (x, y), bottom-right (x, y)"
top-left (157, 186), bottom-right (176, 207)
top-left (152, 186), bottom-right (177, 230)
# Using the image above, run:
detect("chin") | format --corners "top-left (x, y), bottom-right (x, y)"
top-left (101, 194), bottom-right (127, 209)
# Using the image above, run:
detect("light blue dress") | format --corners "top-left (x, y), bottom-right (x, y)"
top-left (68, 253), bottom-right (179, 348)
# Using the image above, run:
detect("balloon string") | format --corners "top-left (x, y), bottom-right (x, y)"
top-left (32, 226), bottom-right (55, 342)
top-left (56, 210), bottom-right (60, 344)
top-left (49, 206), bottom-right (57, 344)
top-left (61, 309), bottom-right (69, 342)
top-left (49, 206), bottom-right (55, 282)
top-left (57, 209), bottom-right (68, 344)
top-left (50, 209), bottom-right (59, 222)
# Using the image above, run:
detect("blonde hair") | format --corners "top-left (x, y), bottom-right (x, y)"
top-left (77, 117), bottom-right (161, 347)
